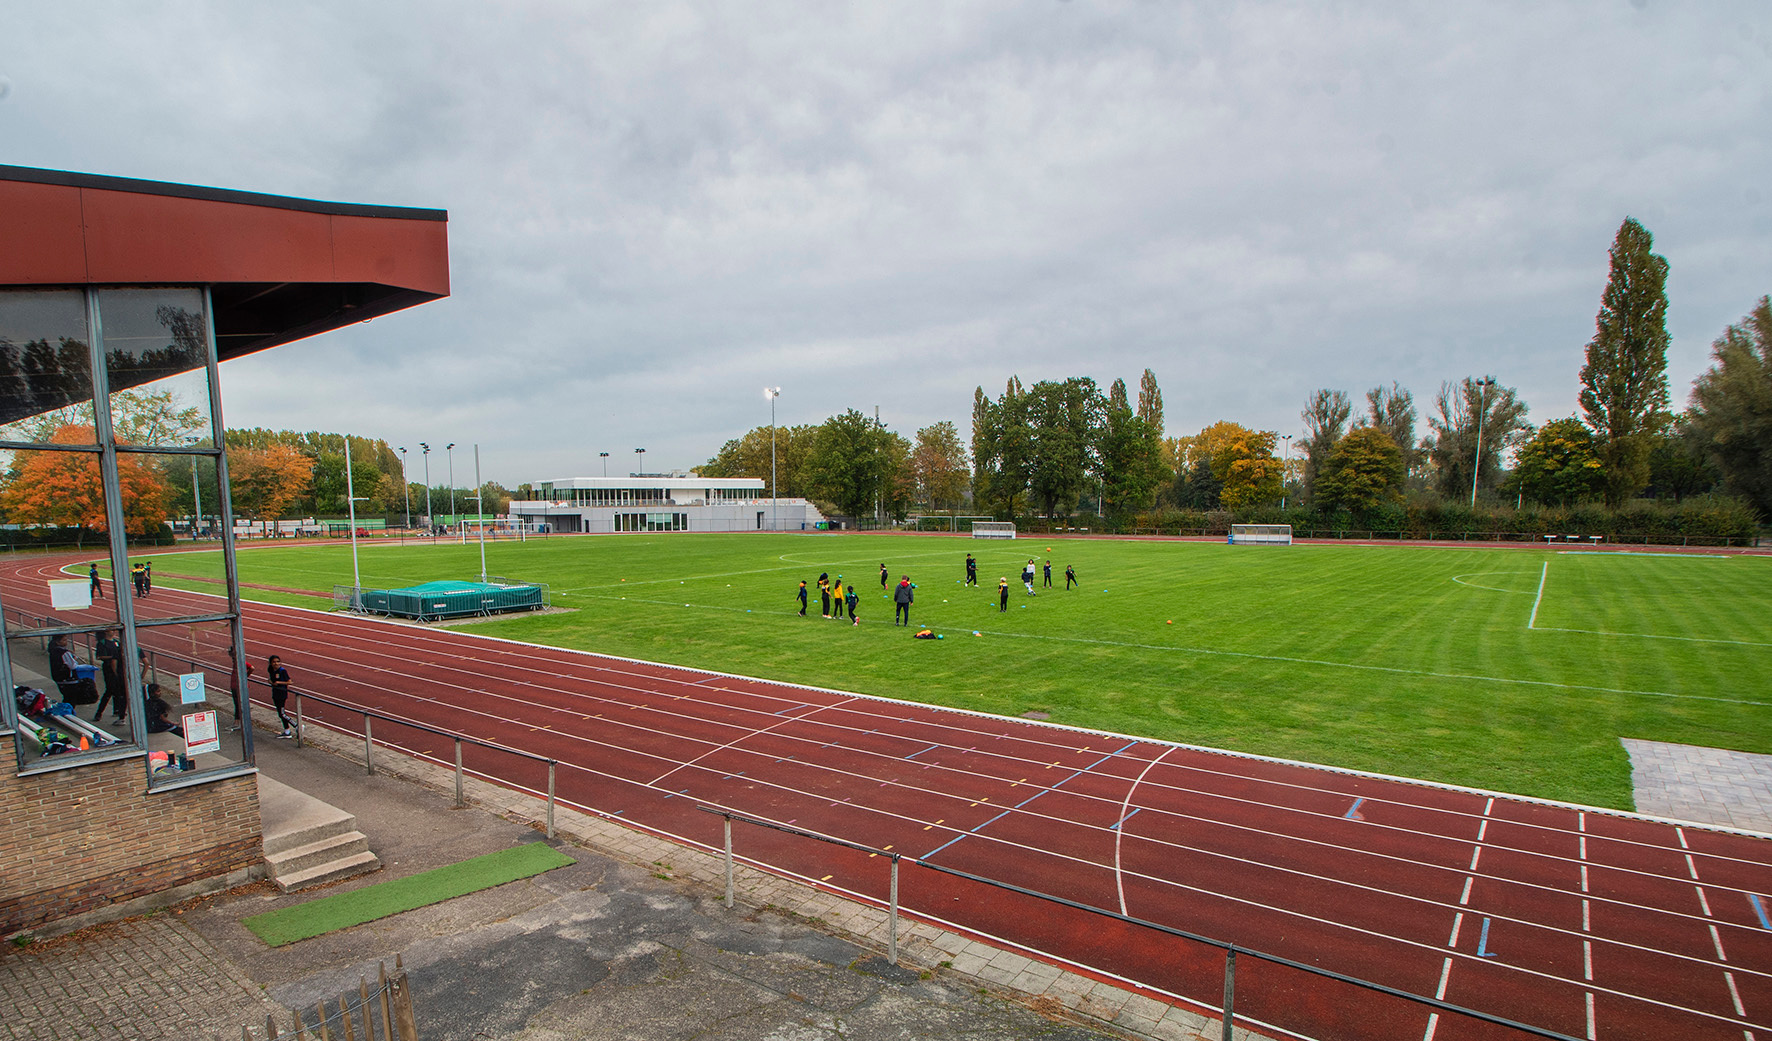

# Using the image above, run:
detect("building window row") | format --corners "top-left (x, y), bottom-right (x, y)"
top-left (614, 512), bottom-right (689, 532)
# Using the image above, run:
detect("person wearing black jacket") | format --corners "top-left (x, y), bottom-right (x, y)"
top-left (893, 576), bottom-right (914, 626)
top-left (269, 655), bottom-right (294, 738)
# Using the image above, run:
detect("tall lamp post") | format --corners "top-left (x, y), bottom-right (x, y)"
top-left (446, 442), bottom-right (459, 542)
top-left (1470, 377), bottom-right (1497, 508)
top-left (1281, 434), bottom-right (1294, 510)
top-left (599, 451), bottom-right (609, 477)
top-left (344, 438), bottom-right (364, 610)
top-left (764, 387), bottom-right (781, 532)
top-left (472, 444), bottom-right (489, 583)
top-left (419, 442), bottom-right (433, 535)
top-left (634, 447), bottom-right (645, 478)
top-left (397, 447), bottom-right (411, 531)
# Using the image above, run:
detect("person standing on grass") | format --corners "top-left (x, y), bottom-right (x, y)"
top-left (1065, 564), bottom-right (1077, 590)
top-left (1043, 559), bottom-right (1052, 588)
top-left (832, 576), bottom-right (847, 620)
top-left (818, 572), bottom-right (831, 618)
top-left (965, 553), bottom-right (977, 586)
top-left (797, 580), bottom-right (808, 617)
top-left (268, 655), bottom-right (294, 738)
top-left (89, 563), bottom-right (103, 600)
top-left (1022, 559), bottom-right (1036, 596)
top-left (998, 576), bottom-right (1009, 612)
top-left (894, 575), bottom-right (914, 626)
top-left (880, 562), bottom-right (888, 589)
top-left (846, 583), bottom-right (859, 626)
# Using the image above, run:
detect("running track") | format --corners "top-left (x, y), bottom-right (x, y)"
top-left (8, 552), bottom-right (1772, 1041)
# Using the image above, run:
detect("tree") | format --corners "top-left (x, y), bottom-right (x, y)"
top-left (807, 409), bottom-right (895, 519)
top-left (1300, 389), bottom-right (1353, 501)
top-left (1426, 377), bottom-right (1530, 501)
top-left (1689, 296), bottom-right (1772, 515)
top-left (1187, 421), bottom-right (1281, 509)
top-left (1316, 427), bottom-right (1405, 512)
top-left (1644, 413), bottom-right (1721, 502)
top-left (701, 423), bottom-right (819, 498)
top-left (970, 378), bottom-right (1032, 517)
top-left (910, 421), bottom-right (970, 511)
top-left (227, 444), bottom-right (313, 524)
top-left (1512, 418), bottom-right (1605, 506)
top-left (1360, 383), bottom-right (1420, 481)
top-left (1580, 217), bottom-right (1671, 506)
top-left (0, 425), bottom-right (169, 541)
top-left (1100, 377), bottom-right (1166, 519)
top-left (1024, 377), bottom-right (1101, 518)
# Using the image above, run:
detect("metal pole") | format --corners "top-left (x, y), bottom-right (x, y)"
top-left (474, 445), bottom-right (488, 583)
top-left (191, 458), bottom-right (203, 540)
top-left (888, 854), bottom-right (900, 964)
top-left (766, 387), bottom-right (780, 532)
top-left (1470, 378), bottom-right (1493, 508)
top-left (398, 448), bottom-right (411, 531)
top-left (420, 444), bottom-right (432, 534)
top-left (345, 438), bottom-right (362, 611)
top-left (454, 739), bottom-right (464, 807)
top-left (1221, 948), bottom-right (1237, 1041)
top-left (364, 715), bottom-right (374, 775)
top-left (447, 443), bottom-right (458, 542)
top-left (294, 693), bottom-right (303, 748)
top-left (723, 815), bottom-right (734, 909)
top-left (546, 761), bottom-right (556, 838)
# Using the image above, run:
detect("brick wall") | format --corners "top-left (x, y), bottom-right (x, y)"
top-left (0, 733), bottom-right (263, 935)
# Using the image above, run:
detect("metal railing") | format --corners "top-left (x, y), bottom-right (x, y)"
top-left (290, 689), bottom-right (557, 838)
top-left (699, 805), bottom-right (1585, 1041)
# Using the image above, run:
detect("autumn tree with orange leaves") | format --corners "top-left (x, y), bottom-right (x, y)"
top-left (0, 425), bottom-right (169, 543)
top-left (226, 444), bottom-right (313, 524)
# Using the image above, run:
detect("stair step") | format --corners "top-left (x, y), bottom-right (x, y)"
top-left (265, 830), bottom-right (371, 877)
top-left (274, 850), bottom-right (383, 893)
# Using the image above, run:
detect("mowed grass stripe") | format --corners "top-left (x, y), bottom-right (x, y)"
top-left (242, 843), bottom-right (575, 947)
top-left (144, 535), bottom-right (1772, 810)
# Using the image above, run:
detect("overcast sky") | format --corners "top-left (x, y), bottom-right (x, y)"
top-left (4, 2), bottom-right (1768, 486)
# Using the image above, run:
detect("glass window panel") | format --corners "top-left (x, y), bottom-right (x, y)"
top-left (97, 288), bottom-right (213, 448)
top-left (120, 452), bottom-right (226, 623)
top-left (7, 628), bottom-right (139, 769)
top-left (135, 618), bottom-right (251, 783)
top-left (0, 289), bottom-right (95, 444)
top-left (0, 446), bottom-right (124, 632)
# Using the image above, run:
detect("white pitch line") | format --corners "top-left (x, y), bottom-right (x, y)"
top-left (1528, 561), bottom-right (1548, 630)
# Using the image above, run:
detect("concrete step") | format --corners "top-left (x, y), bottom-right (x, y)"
top-left (274, 850), bottom-right (383, 893)
top-left (259, 774), bottom-right (358, 857)
top-left (265, 830), bottom-right (371, 878)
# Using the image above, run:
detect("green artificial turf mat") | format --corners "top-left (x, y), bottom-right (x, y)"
top-left (243, 842), bottom-right (575, 947)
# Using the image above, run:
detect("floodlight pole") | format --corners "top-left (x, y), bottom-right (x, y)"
top-left (1470, 377), bottom-right (1496, 508)
top-left (474, 444), bottom-right (488, 583)
top-left (635, 447), bottom-right (645, 477)
top-left (447, 442), bottom-right (459, 543)
top-left (420, 442), bottom-right (433, 535)
top-left (397, 447), bottom-right (411, 532)
top-left (766, 387), bottom-right (781, 532)
top-left (1281, 434), bottom-right (1293, 510)
top-left (345, 437), bottom-right (363, 611)
top-left (599, 451), bottom-right (609, 477)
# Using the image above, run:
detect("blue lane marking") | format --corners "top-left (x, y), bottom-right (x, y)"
top-left (1752, 893), bottom-right (1772, 930)
top-left (1111, 807), bottom-right (1142, 831)
top-left (1344, 797), bottom-right (1365, 819)
top-left (1476, 917), bottom-right (1498, 958)
top-left (905, 744), bottom-right (940, 760)
top-left (923, 740), bottom-right (1140, 858)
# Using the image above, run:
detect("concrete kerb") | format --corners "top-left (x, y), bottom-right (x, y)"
top-left (276, 716), bottom-right (1261, 1041)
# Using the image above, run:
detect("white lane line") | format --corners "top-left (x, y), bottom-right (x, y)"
top-left (1459, 877), bottom-right (1473, 905)
top-left (1114, 744), bottom-right (1177, 916)
top-left (1586, 992), bottom-right (1596, 1040)
top-left (1449, 913), bottom-right (1465, 947)
top-left (1469, 846), bottom-right (1483, 871)
top-left (1581, 807), bottom-right (1596, 1035)
top-left (1699, 887), bottom-right (1713, 917)
top-left (1528, 561), bottom-right (1549, 629)
top-left (1728, 972), bottom-right (1746, 1016)
top-left (1584, 940), bottom-right (1593, 980)
top-left (1423, 955), bottom-right (1454, 1041)
top-left (1689, 854), bottom-right (1701, 880)
top-left (1712, 924), bottom-right (1729, 961)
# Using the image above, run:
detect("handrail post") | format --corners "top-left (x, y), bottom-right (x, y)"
top-left (294, 693), bottom-right (303, 748)
top-left (364, 715), bottom-right (374, 775)
top-left (888, 853), bottom-right (900, 964)
top-left (453, 739), bottom-right (464, 807)
top-left (546, 760), bottom-right (556, 838)
top-left (1221, 948), bottom-right (1236, 1041)
top-left (723, 814), bottom-right (734, 909)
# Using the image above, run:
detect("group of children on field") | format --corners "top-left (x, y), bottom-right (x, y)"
top-left (797, 552), bottom-right (1078, 625)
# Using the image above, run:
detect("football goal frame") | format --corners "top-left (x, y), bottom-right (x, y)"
top-left (1229, 524), bottom-right (1292, 545)
top-left (971, 521), bottom-right (1017, 540)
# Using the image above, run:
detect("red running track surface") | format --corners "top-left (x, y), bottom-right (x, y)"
top-left (9, 553), bottom-right (1772, 1041)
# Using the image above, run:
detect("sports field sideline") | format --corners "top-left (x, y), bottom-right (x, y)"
top-left (134, 533), bottom-right (1772, 810)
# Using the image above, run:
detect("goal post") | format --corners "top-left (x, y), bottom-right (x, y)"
top-left (971, 521), bottom-right (1017, 540)
top-left (1229, 524), bottom-right (1292, 545)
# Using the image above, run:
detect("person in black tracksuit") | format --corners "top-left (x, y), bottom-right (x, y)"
top-left (1065, 564), bottom-right (1077, 590)
top-left (94, 630), bottom-right (125, 722)
top-left (818, 573), bottom-right (831, 618)
top-left (880, 563), bottom-right (888, 589)
top-left (269, 655), bottom-right (294, 737)
top-left (1043, 560), bottom-right (1052, 587)
top-left (998, 577), bottom-right (1009, 612)
top-left (893, 577), bottom-right (913, 626)
top-left (965, 553), bottom-right (977, 586)
top-left (797, 581), bottom-right (808, 616)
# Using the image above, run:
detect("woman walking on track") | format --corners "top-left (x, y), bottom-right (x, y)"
top-left (269, 655), bottom-right (294, 738)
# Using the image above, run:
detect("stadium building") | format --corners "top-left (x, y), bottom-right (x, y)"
top-left (509, 474), bottom-right (827, 533)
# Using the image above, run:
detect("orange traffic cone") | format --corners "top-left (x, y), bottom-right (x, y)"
top-left (78, 735), bottom-right (90, 750)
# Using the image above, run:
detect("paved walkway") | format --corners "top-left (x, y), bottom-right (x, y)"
top-left (1624, 738), bottom-right (1772, 834)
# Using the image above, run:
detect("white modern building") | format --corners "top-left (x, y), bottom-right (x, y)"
top-left (508, 474), bottom-right (827, 533)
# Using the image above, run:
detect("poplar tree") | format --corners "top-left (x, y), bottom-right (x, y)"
top-left (1580, 217), bottom-right (1670, 506)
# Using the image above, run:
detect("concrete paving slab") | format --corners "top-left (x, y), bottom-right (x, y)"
top-left (1623, 738), bottom-right (1772, 834)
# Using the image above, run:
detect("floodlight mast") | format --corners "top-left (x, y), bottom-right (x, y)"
top-left (397, 447), bottom-right (411, 532)
top-left (419, 443), bottom-right (433, 535)
top-left (473, 444), bottom-right (488, 583)
top-left (765, 387), bottom-right (781, 532)
top-left (344, 437), bottom-right (363, 611)
top-left (1470, 377), bottom-right (1497, 508)
top-left (447, 442), bottom-right (459, 543)
top-left (1281, 434), bottom-right (1293, 510)
top-left (599, 451), bottom-right (609, 477)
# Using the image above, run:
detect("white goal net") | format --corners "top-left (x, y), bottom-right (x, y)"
top-left (971, 521), bottom-right (1017, 540)
top-left (1230, 524), bottom-right (1292, 545)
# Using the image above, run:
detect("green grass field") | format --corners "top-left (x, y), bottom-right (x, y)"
top-left (137, 534), bottom-right (1772, 810)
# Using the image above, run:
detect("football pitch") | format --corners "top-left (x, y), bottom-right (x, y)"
top-left (141, 533), bottom-right (1772, 811)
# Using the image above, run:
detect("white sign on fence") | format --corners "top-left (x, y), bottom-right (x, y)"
top-left (184, 710), bottom-right (220, 756)
top-left (48, 579), bottom-right (92, 610)
top-left (178, 671), bottom-right (207, 704)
